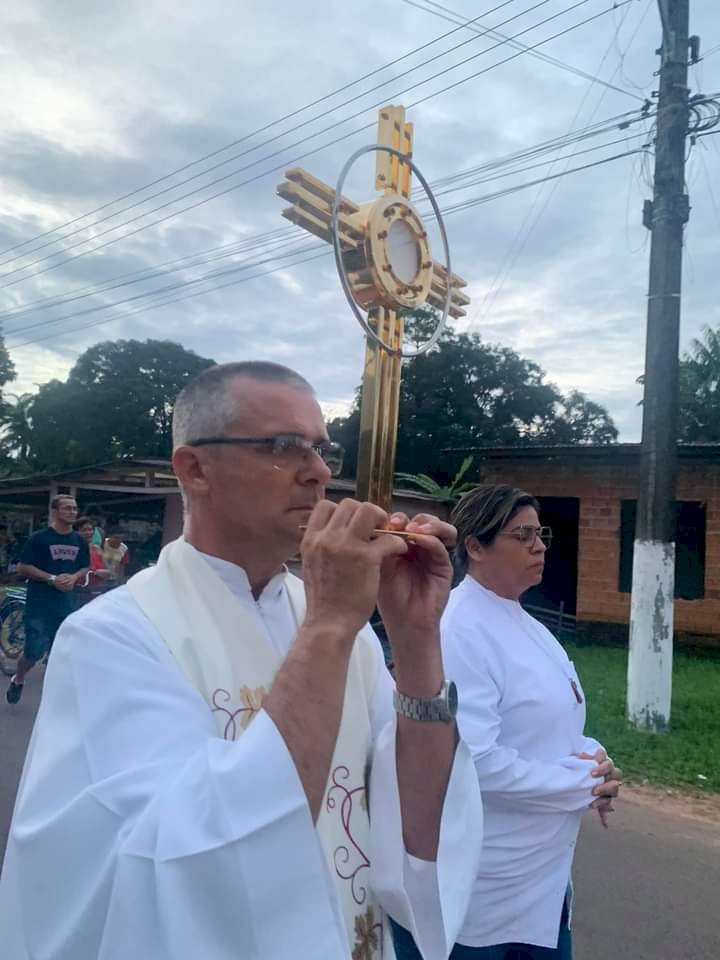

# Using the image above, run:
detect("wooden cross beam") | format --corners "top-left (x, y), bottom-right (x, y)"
top-left (278, 105), bottom-right (469, 513)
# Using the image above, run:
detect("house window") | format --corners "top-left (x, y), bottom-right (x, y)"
top-left (619, 500), bottom-right (706, 599)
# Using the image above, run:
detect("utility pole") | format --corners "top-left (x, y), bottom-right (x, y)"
top-left (627, 0), bottom-right (690, 732)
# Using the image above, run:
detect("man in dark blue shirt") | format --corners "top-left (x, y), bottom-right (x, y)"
top-left (6, 495), bottom-right (89, 705)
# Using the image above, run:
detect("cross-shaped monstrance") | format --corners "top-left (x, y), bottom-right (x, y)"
top-left (278, 105), bottom-right (469, 513)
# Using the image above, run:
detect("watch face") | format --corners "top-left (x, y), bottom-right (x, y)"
top-left (447, 681), bottom-right (458, 718)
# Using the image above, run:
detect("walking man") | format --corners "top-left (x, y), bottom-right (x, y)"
top-left (5, 495), bottom-right (89, 704)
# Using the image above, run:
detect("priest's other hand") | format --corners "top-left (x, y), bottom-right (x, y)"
top-left (301, 498), bottom-right (408, 642)
top-left (377, 513), bottom-right (455, 672)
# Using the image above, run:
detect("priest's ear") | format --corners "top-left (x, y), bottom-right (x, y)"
top-left (172, 445), bottom-right (212, 501)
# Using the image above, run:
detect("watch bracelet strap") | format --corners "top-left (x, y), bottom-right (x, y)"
top-left (393, 683), bottom-right (452, 722)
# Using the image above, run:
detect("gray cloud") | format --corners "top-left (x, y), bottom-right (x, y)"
top-left (1, 0), bottom-right (719, 441)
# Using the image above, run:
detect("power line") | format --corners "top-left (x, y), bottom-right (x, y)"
top-left (423, 107), bottom-right (647, 186)
top-left (6, 144), bottom-right (644, 349)
top-left (428, 130), bottom-right (649, 198)
top-left (469, 0), bottom-right (652, 328)
top-left (0, 0), bottom-right (532, 271)
top-left (0, 0), bottom-right (521, 262)
top-left (0, 0), bottom-right (631, 290)
top-left (1, 106), bottom-right (650, 323)
top-left (4, 239), bottom-right (324, 339)
top-left (0, 227), bottom-right (302, 320)
top-left (7, 248), bottom-right (332, 350)
top-left (4, 128), bottom-right (646, 337)
top-left (439, 147), bottom-right (646, 216)
top-left (402, 0), bottom-right (646, 101)
top-left (0, 105), bottom-right (650, 325)
top-left (0, 0), bottom-right (560, 279)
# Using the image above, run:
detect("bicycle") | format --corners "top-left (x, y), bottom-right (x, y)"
top-left (0, 585), bottom-right (26, 677)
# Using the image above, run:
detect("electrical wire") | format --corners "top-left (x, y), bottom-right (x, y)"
top-left (2, 106), bottom-right (653, 325)
top-left (468, 0), bottom-right (652, 329)
top-left (7, 248), bottom-right (332, 350)
top-left (439, 147), bottom-right (646, 216)
top-left (0, 0), bottom-right (521, 262)
top-left (401, 0), bottom-right (645, 100)
top-left (0, 0), bottom-right (536, 271)
top-left (0, 227), bottom-right (303, 320)
top-left (422, 130), bottom-right (649, 199)
top-left (6, 144), bottom-right (644, 349)
top-left (4, 239), bottom-right (325, 339)
top-left (0, 0), bottom-right (632, 291)
top-left (419, 107), bottom-right (649, 191)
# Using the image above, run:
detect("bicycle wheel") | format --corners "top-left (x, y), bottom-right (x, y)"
top-left (0, 600), bottom-right (25, 675)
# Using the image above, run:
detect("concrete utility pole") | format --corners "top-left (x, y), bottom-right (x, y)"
top-left (627, 0), bottom-right (691, 732)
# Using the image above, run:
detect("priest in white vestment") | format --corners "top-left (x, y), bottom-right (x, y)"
top-left (0, 361), bottom-right (483, 960)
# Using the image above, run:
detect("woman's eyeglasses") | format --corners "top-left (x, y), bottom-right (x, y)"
top-left (499, 525), bottom-right (553, 548)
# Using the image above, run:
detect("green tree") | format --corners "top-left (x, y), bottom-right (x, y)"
top-left (541, 389), bottom-right (619, 445)
top-left (329, 309), bottom-right (617, 482)
top-left (28, 339), bottom-right (215, 470)
top-left (0, 333), bottom-right (19, 472)
top-left (0, 393), bottom-right (35, 464)
top-left (678, 325), bottom-right (720, 442)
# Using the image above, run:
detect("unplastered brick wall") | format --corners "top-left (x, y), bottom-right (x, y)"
top-left (479, 458), bottom-right (720, 638)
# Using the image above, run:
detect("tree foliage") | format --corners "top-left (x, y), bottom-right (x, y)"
top-left (329, 309), bottom-right (618, 482)
top-left (678, 325), bottom-right (720, 443)
top-left (2, 339), bottom-right (214, 471)
top-left (0, 393), bottom-right (34, 465)
top-left (0, 333), bottom-right (19, 472)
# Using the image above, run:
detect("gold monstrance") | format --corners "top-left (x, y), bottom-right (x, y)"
top-left (278, 105), bottom-right (469, 513)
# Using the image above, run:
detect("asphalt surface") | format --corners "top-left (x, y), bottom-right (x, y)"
top-left (1, 666), bottom-right (719, 959)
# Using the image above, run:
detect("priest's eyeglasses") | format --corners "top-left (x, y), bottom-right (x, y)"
top-left (499, 525), bottom-right (553, 548)
top-left (188, 434), bottom-right (344, 477)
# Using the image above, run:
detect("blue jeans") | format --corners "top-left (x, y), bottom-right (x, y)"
top-left (390, 898), bottom-right (572, 960)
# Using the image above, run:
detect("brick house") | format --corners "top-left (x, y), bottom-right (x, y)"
top-left (451, 443), bottom-right (720, 645)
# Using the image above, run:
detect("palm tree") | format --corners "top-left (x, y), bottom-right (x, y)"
top-left (679, 325), bottom-right (720, 442)
top-left (395, 456), bottom-right (477, 504)
top-left (0, 393), bottom-right (35, 463)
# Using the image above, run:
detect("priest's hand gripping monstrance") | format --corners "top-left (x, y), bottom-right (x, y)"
top-left (278, 104), bottom-right (469, 514)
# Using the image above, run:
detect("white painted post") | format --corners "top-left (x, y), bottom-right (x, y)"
top-left (627, 541), bottom-right (674, 731)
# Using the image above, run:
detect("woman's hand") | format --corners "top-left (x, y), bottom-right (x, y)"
top-left (576, 749), bottom-right (623, 829)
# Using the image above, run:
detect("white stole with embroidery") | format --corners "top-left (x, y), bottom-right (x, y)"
top-left (127, 537), bottom-right (385, 959)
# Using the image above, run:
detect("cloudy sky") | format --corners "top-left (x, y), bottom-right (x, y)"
top-left (1, 0), bottom-right (719, 439)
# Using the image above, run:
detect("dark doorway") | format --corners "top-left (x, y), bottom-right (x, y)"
top-left (523, 496), bottom-right (579, 615)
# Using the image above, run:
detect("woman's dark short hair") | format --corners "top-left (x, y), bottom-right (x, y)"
top-left (451, 484), bottom-right (539, 577)
top-left (75, 516), bottom-right (94, 530)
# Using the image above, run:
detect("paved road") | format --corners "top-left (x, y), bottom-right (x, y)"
top-left (574, 793), bottom-right (720, 960)
top-left (1, 667), bottom-right (719, 959)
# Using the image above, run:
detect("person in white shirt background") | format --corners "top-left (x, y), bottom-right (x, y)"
top-left (0, 360), bottom-right (483, 960)
top-left (391, 484), bottom-right (622, 960)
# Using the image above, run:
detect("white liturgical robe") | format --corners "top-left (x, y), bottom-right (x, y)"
top-left (0, 543), bottom-right (483, 960)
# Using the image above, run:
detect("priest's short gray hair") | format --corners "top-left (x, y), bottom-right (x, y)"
top-left (172, 361), bottom-right (313, 450)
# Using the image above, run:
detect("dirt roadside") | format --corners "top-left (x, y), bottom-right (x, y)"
top-left (621, 780), bottom-right (720, 826)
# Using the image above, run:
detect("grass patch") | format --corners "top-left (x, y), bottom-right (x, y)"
top-left (564, 642), bottom-right (720, 793)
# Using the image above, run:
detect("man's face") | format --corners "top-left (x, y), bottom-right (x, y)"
top-left (199, 379), bottom-right (332, 554)
top-left (54, 498), bottom-right (78, 526)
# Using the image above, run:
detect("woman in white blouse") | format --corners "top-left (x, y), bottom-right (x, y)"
top-left (391, 484), bottom-right (621, 960)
